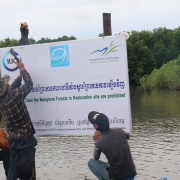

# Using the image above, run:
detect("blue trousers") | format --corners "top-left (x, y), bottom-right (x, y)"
top-left (8, 135), bottom-right (37, 180)
top-left (88, 158), bottom-right (135, 180)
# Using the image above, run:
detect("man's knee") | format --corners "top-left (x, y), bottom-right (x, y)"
top-left (88, 158), bottom-right (97, 168)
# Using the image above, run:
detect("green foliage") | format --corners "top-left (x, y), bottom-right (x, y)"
top-left (153, 41), bottom-right (168, 68)
top-left (98, 33), bottom-right (103, 37)
top-left (127, 26), bottom-right (180, 84)
top-left (140, 55), bottom-right (180, 90)
top-left (29, 37), bottom-right (36, 44)
top-left (0, 38), bottom-right (19, 47)
top-left (139, 74), bottom-right (151, 91)
top-left (127, 40), bottom-right (156, 84)
top-left (0, 36), bottom-right (77, 47)
top-left (36, 35), bottom-right (77, 44)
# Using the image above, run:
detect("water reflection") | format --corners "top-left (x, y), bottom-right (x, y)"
top-left (0, 88), bottom-right (180, 179)
top-left (130, 87), bottom-right (180, 179)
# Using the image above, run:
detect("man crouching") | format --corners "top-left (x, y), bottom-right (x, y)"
top-left (88, 111), bottom-right (137, 180)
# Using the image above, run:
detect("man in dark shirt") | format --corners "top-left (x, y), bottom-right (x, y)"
top-left (19, 22), bottom-right (29, 45)
top-left (88, 111), bottom-right (137, 180)
top-left (0, 61), bottom-right (37, 180)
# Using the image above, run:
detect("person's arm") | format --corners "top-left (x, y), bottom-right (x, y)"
top-left (11, 74), bottom-right (22, 90)
top-left (16, 61), bottom-right (33, 99)
top-left (93, 131), bottom-right (101, 160)
top-left (93, 145), bottom-right (100, 160)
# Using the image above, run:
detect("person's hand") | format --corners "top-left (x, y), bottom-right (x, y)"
top-left (93, 131), bottom-right (101, 142)
top-left (16, 60), bottom-right (25, 71)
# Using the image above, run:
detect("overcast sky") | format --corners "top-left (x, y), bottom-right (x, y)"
top-left (0, 0), bottom-right (180, 41)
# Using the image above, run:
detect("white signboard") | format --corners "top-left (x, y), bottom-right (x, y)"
top-left (0, 36), bottom-right (132, 135)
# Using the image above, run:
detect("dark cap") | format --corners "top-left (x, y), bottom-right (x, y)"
top-left (88, 111), bottom-right (109, 132)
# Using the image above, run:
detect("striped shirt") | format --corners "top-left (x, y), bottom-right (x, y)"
top-left (0, 70), bottom-right (35, 140)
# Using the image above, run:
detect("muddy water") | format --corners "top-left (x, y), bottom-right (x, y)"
top-left (0, 88), bottom-right (180, 179)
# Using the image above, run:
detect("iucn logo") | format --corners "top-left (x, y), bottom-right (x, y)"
top-left (2, 50), bottom-right (21, 72)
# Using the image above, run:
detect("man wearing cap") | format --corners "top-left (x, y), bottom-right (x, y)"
top-left (0, 61), bottom-right (37, 180)
top-left (88, 111), bottom-right (136, 180)
top-left (19, 22), bottom-right (29, 45)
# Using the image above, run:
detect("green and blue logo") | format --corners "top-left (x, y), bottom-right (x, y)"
top-left (89, 41), bottom-right (120, 56)
top-left (50, 45), bottom-right (70, 68)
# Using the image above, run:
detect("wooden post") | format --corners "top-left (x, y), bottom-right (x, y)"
top-left (103, 13), bottom-right (112, 36)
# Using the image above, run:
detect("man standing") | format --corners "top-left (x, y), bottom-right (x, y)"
top-left (88, 111), bottom-right (137, 180)
top-left (0, 61), bottom-right (37, 180)
top-left (19, 22), bottom-right (29, 45)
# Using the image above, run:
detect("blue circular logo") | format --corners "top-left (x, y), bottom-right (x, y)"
top-left (2, 51), bottom-right (18, 72)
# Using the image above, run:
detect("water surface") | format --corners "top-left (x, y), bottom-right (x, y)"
top-left (0, 88), bottom-right (180, 179)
